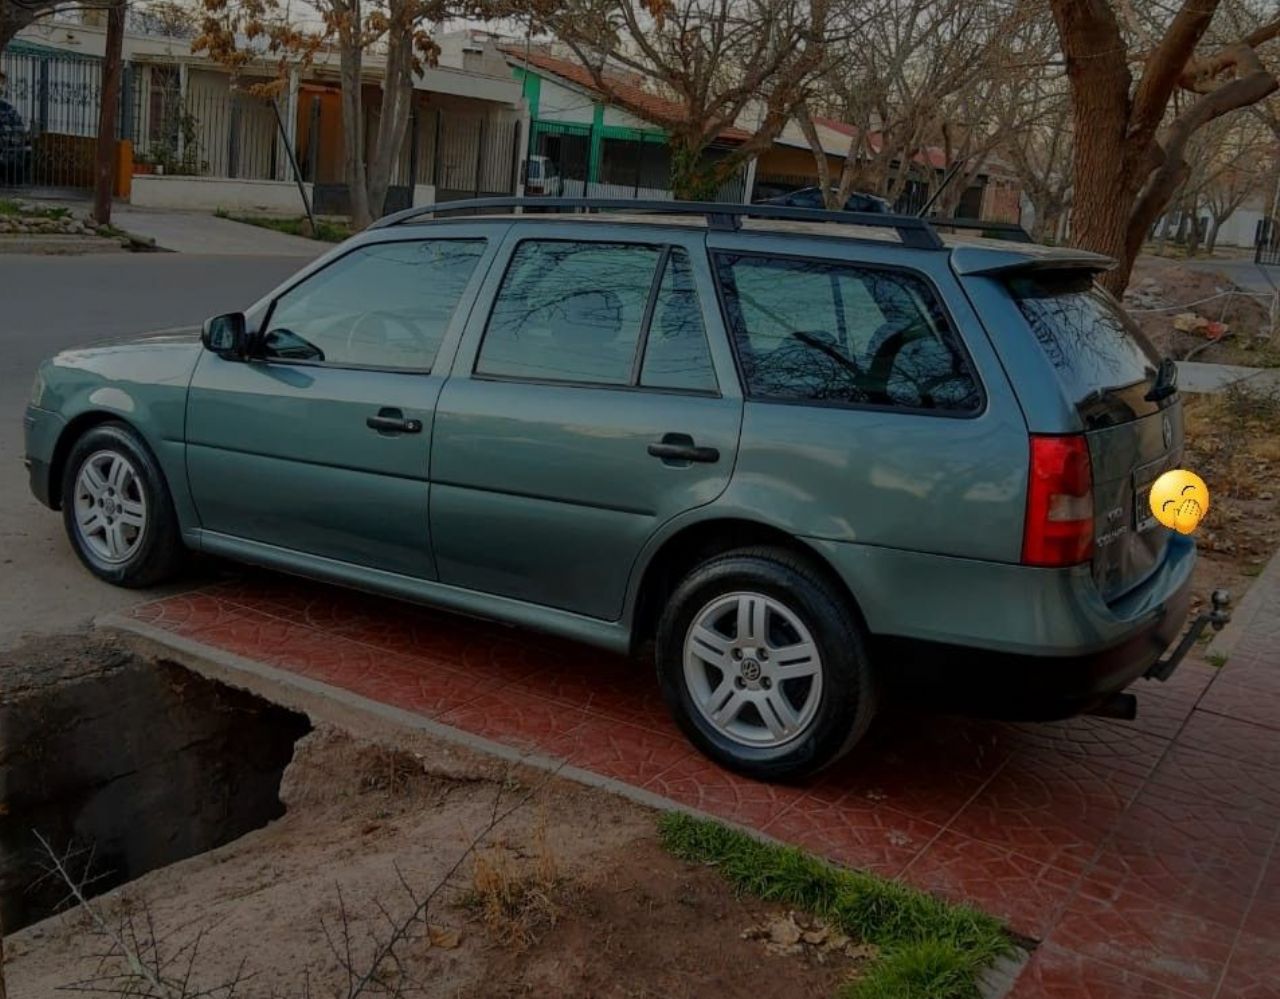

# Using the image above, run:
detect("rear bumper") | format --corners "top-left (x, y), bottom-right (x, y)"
top-left (876, 566), bottom-right (1193, 716)
top-left (807, 532), bottom-right (1197, 715)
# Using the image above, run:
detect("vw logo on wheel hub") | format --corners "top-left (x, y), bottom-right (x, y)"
top-left (740, 658), bottom-right (762, 682)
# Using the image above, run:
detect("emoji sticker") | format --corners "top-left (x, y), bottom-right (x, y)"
top-left (1149, 469), bottom-right (1210, 535)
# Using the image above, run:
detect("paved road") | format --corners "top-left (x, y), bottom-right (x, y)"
top-left (0, 251), bottom-right (311, 649)
top-left (1184, 257), bottom-right (1280, 297)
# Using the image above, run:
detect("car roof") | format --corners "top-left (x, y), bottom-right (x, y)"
top-left (382, 211), bottom-right (1115, 274)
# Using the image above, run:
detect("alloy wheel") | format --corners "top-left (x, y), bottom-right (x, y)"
top-left (73, 449), bottom-right (147, 565)
top-left (682, 591), bottom-right (824, 749)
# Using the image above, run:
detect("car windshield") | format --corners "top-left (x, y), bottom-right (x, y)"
top-left (527, 160), bottom-right (542, 180)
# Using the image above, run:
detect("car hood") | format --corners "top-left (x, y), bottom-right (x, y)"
top-left (35, 326), bottom-right (205, 411)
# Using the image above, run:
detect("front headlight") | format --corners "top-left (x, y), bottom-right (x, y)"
top-left (29, 369), bottom-right (46, 408)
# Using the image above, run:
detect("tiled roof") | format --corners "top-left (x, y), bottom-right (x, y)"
top-left (811, 115), bottom-right (948, 170)
top-left (503, 46), bottom-right (752, 143)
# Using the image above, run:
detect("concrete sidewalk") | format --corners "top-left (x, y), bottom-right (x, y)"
top-left (111, 205), bottom-right (326, 256)
top-left (1178, 360), bottom-right (1280, 395)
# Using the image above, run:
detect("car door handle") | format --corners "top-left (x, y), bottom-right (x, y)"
top-left (366, 411), bottom-right (422, 434)
top-left (648, 434), bottom-right (719, 464)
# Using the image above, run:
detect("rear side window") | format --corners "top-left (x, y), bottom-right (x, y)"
top-left (477, 241), bottom-right (716, 392)
top-left (714, 253), bottom-right (981, 412)
top-left (1009, 274), bottom-right (1163, 429)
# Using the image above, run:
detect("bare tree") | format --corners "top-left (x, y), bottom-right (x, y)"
top-left (1202, 118), bottom-right (1272, 252)
top-left (1050, 0), bottom-right (1280, 293)
top-left (2, 0), bottom-right (91, 53)
top-left (795, 0), bottom-right (1028, 210)
top-left (526, 0), bottom-right (838, 199)
top-left (195, 0), bottom-right (458, 227)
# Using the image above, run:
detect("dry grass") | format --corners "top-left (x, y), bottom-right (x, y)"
top-left (1182, 386), bottom-right (1280, 595)
top-left (464, 812), bottom-right (561, 950)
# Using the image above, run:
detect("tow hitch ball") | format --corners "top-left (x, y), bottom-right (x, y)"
top-left (1146, 589), bottom-right (1232, 683)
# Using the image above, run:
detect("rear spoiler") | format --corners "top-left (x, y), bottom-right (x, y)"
top-left (949, 245), bottom-right (1115, 277)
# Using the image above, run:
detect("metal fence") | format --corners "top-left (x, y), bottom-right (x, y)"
top-left (129, 71), bottom-right (281, 180)
top-left (527, 119), bottom-right (745, 203)
top-left (0, 46), bottom-right (109, 189)
top-left (1255, 218), bottom-right (1280, 265)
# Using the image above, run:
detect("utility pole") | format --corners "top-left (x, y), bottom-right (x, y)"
top-left (92, 0), bottom-right (126, 224)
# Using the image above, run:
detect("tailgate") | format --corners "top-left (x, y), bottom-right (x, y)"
top-left (1007, 272), bottom-right (1179, 601)
top-left (1088, 405), bottom-right (1180, 600)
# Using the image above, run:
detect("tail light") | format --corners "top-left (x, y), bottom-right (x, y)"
top-left (1022, 434), bottom-right (1094, 567)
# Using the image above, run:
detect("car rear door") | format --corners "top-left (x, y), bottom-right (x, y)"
top-left (185, 227), bottom-right (502, 578)
top-left (428, 222), bottom-right (743, 620)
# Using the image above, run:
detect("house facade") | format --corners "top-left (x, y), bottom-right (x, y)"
top-left (503, 45), bottom-right (748, 202)
top-left (2, 16), bottom-right (526, 214)
top-left (754, 116), bottom-right (1023, 222)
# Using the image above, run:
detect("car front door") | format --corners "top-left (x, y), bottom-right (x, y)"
top-left (185, 227), bottom-right (501, 578)
top-left (429, 224), bottom-right (743, 620)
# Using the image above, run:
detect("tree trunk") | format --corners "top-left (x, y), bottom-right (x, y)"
top-left (91, 0), bottom-right (125, 224)
top-left (1186, 196), bottom-right (1203, 255)
top-left (337, 1), bottom-right (371, 229)
top-left (1156, 206), bottom-right (1178, 254)
top-left (365, 4), bottom-right (414, 221)
top-left (1207, 215), bottom-right (1223, 253)
top-left (0, 5), bottom-right (39, 54)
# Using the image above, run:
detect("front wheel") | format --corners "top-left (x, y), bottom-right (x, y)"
top-left (656, 547), bottom-right (877, 781)
top-left (61, 422), bottom-right (186, 587)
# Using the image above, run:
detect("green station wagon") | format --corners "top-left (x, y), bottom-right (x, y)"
top-left (24, 199), bottom-right (1228, 780)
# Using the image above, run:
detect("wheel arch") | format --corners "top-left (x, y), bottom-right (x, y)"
top-left (626, 516), bottom-right (869, 655)
top-left (48, 411), bottom-right (152, 510)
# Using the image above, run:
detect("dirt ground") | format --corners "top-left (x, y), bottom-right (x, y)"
top-left (1182, 385), bottom-right (1280, 611)
top-left (4, 720), bottom-right (859, 999)
top-left (1125, 256), bottom-right (1279, 366)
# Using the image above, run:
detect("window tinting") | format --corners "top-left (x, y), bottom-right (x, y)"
top-left (640, 250), bottom-right (716, 392)
top-left (263, 240), bottom-right (485, 369)
top-left (716, 254), bottom-right (980, 411)
top-left (1009, 274), bottom-right (1163, 429)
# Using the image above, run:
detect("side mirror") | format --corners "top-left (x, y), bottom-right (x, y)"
top-left (201, 312), bottom-right (246, 358)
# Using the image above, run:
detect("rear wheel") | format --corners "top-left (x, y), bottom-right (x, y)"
top-left (656, 547), bottom-right (877, 781)
top-left (61, 422), bottom-right (186, 587)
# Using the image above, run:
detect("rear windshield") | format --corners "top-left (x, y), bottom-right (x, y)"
top-left (1009, 273), bottom-right (1166, 429)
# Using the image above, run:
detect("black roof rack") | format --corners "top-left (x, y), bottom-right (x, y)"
top-left (925, 218), bottom-right (1034, 243)
top-left (369, 196), bottom-right (950, 249)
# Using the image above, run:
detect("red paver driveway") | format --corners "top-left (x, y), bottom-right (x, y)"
top-left (124, 570), bottom-right (1280, 998)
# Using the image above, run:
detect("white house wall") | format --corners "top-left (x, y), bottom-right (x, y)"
top-left (533, 75), bottom-right (654, 132)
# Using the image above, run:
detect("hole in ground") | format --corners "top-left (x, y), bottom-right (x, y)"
top-left (0, 636), bottom-right (311, 931)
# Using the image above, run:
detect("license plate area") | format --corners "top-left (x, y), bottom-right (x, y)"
top-left (1133, 457), bottom-right (1168, 533)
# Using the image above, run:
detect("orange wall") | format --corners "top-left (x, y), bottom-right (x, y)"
top-left (756, 145), bottom-right (838, 180)
top-left (296, 86), bottom-right (344, 184)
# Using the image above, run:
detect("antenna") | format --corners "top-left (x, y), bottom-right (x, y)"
top-left (917, 161), bottom-right (964, 218)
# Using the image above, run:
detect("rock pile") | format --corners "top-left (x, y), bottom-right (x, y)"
top-left (0, 212), bottom-right (103, 236)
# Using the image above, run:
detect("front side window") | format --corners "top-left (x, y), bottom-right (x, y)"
top-left (715, 253), bottom-right (980, 412)
top-left (263, 239), bottom-right (486, 369)
top-left (477, 241), bottom-right (716, 392)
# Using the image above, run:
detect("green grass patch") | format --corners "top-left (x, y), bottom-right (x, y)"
top-left (217, 209), bottom-right (352, 243)
top-left (1207, 651), bottom-right (1229, 668)
top-left (659, 812), bottom-right (1012, 999)
top-left (0, 198), bottom-right (70, 219)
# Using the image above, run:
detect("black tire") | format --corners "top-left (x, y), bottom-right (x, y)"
top-left (60, 421), bottom-right (186, 588)
top-left (656, 546), bottom-right (877, 781)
